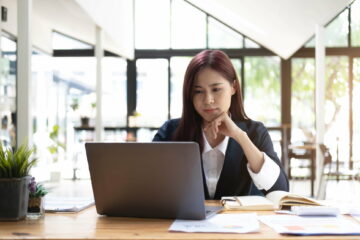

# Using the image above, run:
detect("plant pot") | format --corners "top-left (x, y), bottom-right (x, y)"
top-left (27, 197), bottom-right (44, 219)
top-left (0, 176), bottom-right (31, 221)
top-left (80, 117), bottom-right (90, 127)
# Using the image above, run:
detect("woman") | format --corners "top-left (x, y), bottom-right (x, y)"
top-left (153, 50), bottom-right (289, 200)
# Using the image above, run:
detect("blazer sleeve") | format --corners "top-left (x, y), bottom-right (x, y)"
top-left (249, 121), bottom-right (289, 194)
top-left (152, 119), bottom-right (179, 141)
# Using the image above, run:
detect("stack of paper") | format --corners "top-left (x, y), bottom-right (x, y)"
top-left (259, 215), bottom-right (360, 236)
top-left (169, 213), bottom-right (259, 233)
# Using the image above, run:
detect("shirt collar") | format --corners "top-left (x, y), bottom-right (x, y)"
top-left (202, 130), bottom-right (229, 155)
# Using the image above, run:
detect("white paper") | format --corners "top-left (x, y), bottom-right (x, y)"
top-left (352, 214), bottom-right (360, 223)
top-left (259, 215), bottom-right (360, 236)
top-left (45, 196), bottom-right (94, 212)
top-left (169, 213), bottom-right (259, 233)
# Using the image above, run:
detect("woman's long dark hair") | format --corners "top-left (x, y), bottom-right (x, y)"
top-left (173, 50), bottom-right (249, 152)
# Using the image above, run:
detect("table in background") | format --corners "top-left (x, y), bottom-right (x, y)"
top-left (1, 202), bottom-right (359, 240)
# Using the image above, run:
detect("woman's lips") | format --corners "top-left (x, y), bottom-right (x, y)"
top-left (203, 108), bottom-right (217, 113)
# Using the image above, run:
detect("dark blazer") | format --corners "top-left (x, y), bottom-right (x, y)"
top-left (153, 118), bottom-right (289, 200)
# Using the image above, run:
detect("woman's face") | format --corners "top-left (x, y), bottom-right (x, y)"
top-left (192, 67), bottom-right (235, 123)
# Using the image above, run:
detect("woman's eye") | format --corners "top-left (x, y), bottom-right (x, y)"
top-left (213, 88), bottom-right (221, 92)
top-left (194, 90), bottom-right (203, 94)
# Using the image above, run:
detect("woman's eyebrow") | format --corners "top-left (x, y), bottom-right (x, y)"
top-left (210, 83), bottom-right (224, 87)
top-left (194, 82), bottom-right (224, 88)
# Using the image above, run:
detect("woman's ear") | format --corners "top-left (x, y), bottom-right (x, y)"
top-left (231, 80), bottom-right (237, 95)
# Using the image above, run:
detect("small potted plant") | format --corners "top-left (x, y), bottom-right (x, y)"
top-left (28, 177), bottom-right (48, 217)
top-left (0, 143), bottom-right (37, 221)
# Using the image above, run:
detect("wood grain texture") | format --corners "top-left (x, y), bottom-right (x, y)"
top-left (0, 202), bottom-right (359, 240)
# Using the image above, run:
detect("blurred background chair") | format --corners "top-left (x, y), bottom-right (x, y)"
top-left (317, 143), bottom-right (358, 199)
top-left (288, 142), bottom-right (316, 197)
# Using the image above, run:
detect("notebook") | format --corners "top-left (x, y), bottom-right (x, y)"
top-left (85, 142), bottom-right (222, 220)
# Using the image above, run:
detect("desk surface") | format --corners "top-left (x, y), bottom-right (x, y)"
top-left (1, 203), bottom-right (359, 240)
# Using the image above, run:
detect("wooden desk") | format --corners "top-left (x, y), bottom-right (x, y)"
top-left (1, 203), bottom-right (359, 240)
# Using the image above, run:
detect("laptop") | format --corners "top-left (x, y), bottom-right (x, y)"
top-left (85, 142), bottom-right (222, 220)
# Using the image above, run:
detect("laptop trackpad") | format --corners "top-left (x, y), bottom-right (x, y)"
top-left (205, 206), bottom-right (223, 218)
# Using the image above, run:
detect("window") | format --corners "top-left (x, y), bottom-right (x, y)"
top-left (102, 57), bottom-right (127, 127)
top-left (325, 9), bottom-right (349, 47)
top-left (135, 0), bottom-right (170, 49)
top-left (208, 17), bottom-right (243, 49)
top-left (245, 38), bottom-right (260, 48)
top-left (171, 0), bottom-right (206, 49)
top-left (136, 59), bottom-right (168, 127)
top-left (351, 0), bottom-right (360, 46)
top-left (170, 57), bottom-right (191, 118)
top-left (52, 32), bottom-right (92, 50)
top-left (305, 8), bottom-right (351, 48)
top-left (0, 35), bottom-right (17, 149)
top-left (304, 37), bottom-right (315, 48)
top-left (324, 56), bottom-right (349, 164)
top-left (353, 58), bottom-right (360, 164)
top-left (291, 58), bottom-right (316, 143)
top-left (53, 57), bottom-right (96, 179)
top-left (231, 59), bottom-right (242, 82)
top-left (32, 50), bottom-right (69, 180)
top-left (244, 57), bottom-right (281, 126)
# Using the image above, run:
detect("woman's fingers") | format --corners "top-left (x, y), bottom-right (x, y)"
top-left (204, 112), bottom-right (230, 139)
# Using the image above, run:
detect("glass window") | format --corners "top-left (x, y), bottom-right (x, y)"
top-left (245, 38), bottom-right (260, 48)
top-left (135, 0), bottom-right (170, 49)
top-left (208, 17), bottom-right (243, 49)
top-left (244, 57), bottom-right (280, 126)
top-left (324, 56), bottom-right (349, 166)
top-left (102, 57), bottom-right (127, 128)
top-left (32, 50), bottom-right (69, 181)
top-left (353, 58), bottom-right (360, 165)
top-left (305, 36), bottom-right (315, 48)
top-left (291, 58), bottom-right (316, 143)
top-left (52, 32), bottom-right (92, 50)
top-left (0, 35), bottom-right (16, 149)
top-left (351, 0), bottom-right (360, 46)
top-left (231, 59), bottom-right (242, 82)
top-left (136, 59), bottom-right (168, 127)
top-left (171, 0), bottom-right (206, 49)
top-left (170, 57), bottom-right (191, 119)
top-left (325, 9), bottom-right (349, 47)
top-left (53, 57), bottom-right (96, 180)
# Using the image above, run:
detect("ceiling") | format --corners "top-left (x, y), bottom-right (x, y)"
top-left (1, 0), bottom-right (355, 60)
top-left (187, 0), bottom-right (354, 59)
top-left (1, 0), bottom-right (134, 59)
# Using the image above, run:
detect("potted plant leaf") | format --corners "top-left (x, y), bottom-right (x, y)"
top-left (0, 143), bottom-right (37, 221)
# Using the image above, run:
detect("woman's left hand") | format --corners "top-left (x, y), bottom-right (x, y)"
top-left (203, 112), bottom-right (241, 140)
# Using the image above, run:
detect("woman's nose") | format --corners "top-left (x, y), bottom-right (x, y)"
top-left (204, 93), bottom-right (214, 104)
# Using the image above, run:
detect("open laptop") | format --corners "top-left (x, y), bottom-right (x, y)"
top-left (85, 142), bottom-right (222, 220)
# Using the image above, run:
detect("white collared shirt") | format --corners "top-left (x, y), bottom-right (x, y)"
top-left (201, 131), bottom-right (281, 199)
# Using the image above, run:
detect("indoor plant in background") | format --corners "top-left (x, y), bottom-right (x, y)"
top-left (0, 143), bottom-right (37, 221)
top-left (27, 177), bottom-right (48, 218)
top-left (48, 124), bottom-right (65, 182)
